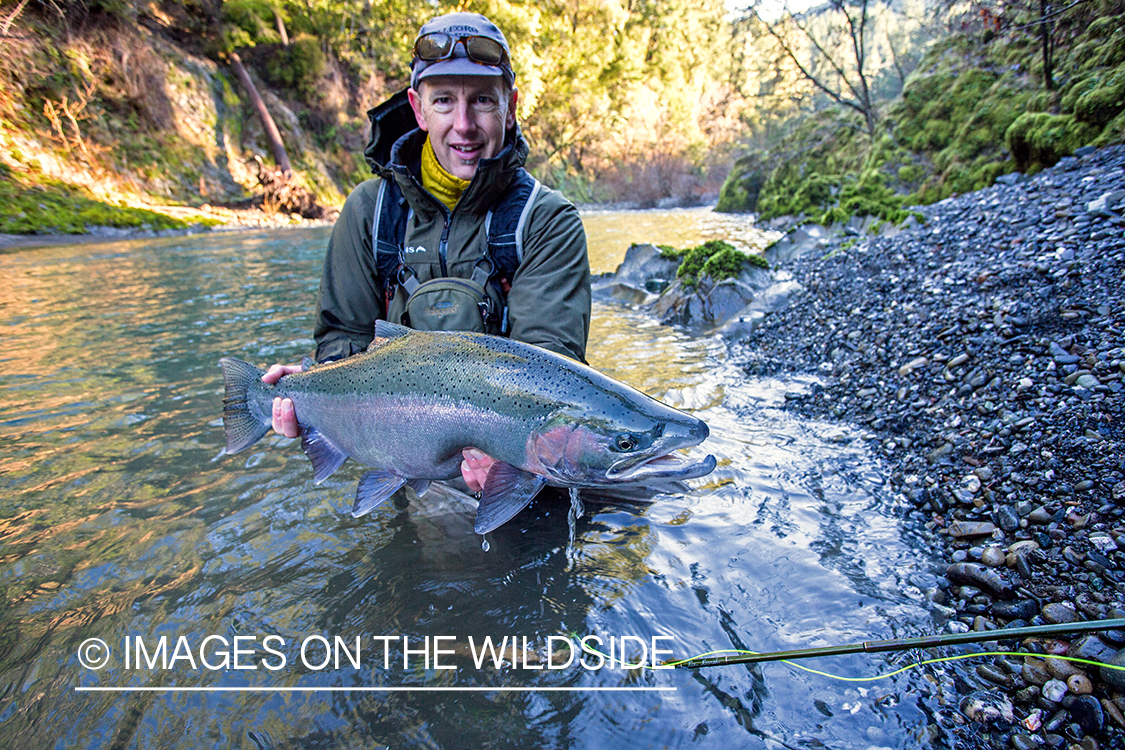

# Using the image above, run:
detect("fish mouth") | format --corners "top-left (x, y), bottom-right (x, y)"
top-left (605, 452), bottom-right (717, 483)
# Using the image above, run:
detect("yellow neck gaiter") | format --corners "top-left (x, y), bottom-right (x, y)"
top-left (421, 136), bottom-right (471, 212)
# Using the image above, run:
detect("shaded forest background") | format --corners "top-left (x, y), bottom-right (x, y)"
top-left (0, 0), bottom-right (1123, 233)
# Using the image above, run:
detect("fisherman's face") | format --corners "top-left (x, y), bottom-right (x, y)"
top-left (408, 76), bottom-right (517, 181)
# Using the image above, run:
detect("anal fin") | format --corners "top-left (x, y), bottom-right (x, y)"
top-left (301, 425), bottom-right (348, 483)
top-left (475, 463), bottom-right (547, 534)
top-left (352, 471), bottom-right (408, 517)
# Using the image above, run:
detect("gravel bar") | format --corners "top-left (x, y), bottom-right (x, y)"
top-left (733, 144), bottom-right (1125, 748)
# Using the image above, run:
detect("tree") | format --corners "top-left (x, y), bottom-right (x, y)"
top-left (741, 0), bottom-right (881, 137)
top-left (227, 50), bottom-right (292, 175)
top-left (216, 0), bottom-right (296, 175)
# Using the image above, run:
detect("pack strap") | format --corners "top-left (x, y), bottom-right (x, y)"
top-left (373, 168), bottom-right (541, 309)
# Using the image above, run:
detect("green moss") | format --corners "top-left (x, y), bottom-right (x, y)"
top-left (897, 164), bottom-right (924, 183)
top-left (715, 151), bottom-right (767, 212)
top-left (657, 244), bottom-right (684, 259)
top-left (0, 177), bottom-right (209, 234)
top-left (819, 206), bottom-right (850, 226)
top-left (675, 240), bottom-right (740, 288)
top-left (968, 159), bottom-right (1013, 190)
top-left (1094, 108), bottom-right (1125, 146)
top-left (1072, 68), bottom-right (1125, 126)
top-left (1005, 112), bottom-right (1099, 171)
top-left (794, 172), bottom-right (836, 212)
top-left (700, 246), bottom-right (749, 281)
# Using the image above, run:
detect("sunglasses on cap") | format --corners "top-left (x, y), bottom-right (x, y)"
top-left (413, 33), bottom-right (509, 66)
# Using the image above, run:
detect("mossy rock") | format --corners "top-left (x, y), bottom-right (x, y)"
top-left (1005, 112), bottom-right (1099, 171)
top-left (1073, 68), bottom-right (1125, 126)
top-left (716, 151), bottom-right (768, 213)
top-left (676, 240), bottom-right (733, 287)
top-left (700, 246), bottom-right (750, 281)
top-left (671, 240), bottom-right (765, 287)
top-left (1093, 108), bottom-right (1125, 146)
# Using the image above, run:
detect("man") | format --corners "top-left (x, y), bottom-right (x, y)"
top-left (264, 12), bottom-right (592, 493)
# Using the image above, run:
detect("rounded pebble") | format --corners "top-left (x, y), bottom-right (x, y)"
top-left (1069, 695), bottom-right (1105, 734)
top-left (1041, 678), bottom-right (1068, 702)
top-left (1067, 674), bottom-right (1093, 695)
top-left (959, 690), bottom-right (1014, 724)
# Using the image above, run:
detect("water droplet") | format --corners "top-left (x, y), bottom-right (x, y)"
top-left (566, 487), bottom-right (584, 565)
top-left (481, 538), bottom-right (490, 552)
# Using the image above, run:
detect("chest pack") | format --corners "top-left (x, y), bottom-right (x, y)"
top-left (372, 169), bottom-right (541, 335)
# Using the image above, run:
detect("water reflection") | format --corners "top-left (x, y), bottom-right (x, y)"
top-left (0, 225), bottom-right (943, 748)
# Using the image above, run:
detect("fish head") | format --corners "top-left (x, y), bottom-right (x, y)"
top-left (528, 403), bottom-right (716, 487)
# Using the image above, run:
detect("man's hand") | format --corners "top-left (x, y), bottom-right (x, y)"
top-left (262, 364), bottom-right (302, 438)
top-left (461, 448), bottom-right (497, 494)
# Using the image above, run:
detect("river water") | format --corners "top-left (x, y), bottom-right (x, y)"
top-left (0, 209), bottom-right (947, 748)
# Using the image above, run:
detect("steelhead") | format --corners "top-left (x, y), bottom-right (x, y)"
top-left (220, 321), bottom-right (716, 534)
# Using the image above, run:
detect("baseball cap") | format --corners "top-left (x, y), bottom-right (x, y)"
top-left (410, 12), bottom-right (515, 89)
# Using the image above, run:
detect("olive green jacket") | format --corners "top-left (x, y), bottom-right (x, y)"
top-left (313, 100), bottom-right (591, 363)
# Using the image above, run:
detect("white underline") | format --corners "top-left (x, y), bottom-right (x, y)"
top-left (76, 686), bottom-right (675, 693)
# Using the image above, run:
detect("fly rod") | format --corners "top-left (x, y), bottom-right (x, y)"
top-left (667, 618), bottom-right (1125, 669)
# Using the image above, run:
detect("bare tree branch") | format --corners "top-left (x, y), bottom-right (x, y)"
top-left (744, 0), bottom-right (880, 136)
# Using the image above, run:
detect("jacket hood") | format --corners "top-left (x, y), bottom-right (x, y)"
top-left (363, 88), bottom-right (530, 217)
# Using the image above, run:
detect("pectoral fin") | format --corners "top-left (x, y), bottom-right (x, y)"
top-left (301, 425), bottom-right (348, 483)
top-left (352, 471), bottom-right (407, 517)
top-left (474, 463), bottom-right (547, 534)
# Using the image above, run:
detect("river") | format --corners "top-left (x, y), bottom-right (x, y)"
top-left (0, 209), bottom-right (947, 748)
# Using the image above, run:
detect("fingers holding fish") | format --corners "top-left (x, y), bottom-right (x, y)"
top-left (461, 448), bottom-right (497, 493)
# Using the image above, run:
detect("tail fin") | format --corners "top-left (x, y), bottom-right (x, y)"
top-left (219, 358), bottom-right (271, 454)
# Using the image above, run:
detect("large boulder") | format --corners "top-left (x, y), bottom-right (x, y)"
top-left (592, 242), bottom-right (680, 304)
top-left (764, 224), bottom-right (831, 264)
top-left (611, 242), bottom-right (680, 289)
top-left (649, 265), bottom-right (774, 330)
top-left (719, 275), bottom-right (804, 341)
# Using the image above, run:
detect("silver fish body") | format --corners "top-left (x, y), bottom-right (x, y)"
top-left (221, 322), bottom-right (715, 533)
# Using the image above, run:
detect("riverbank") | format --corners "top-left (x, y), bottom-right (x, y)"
top-left (0, 204), bottom-right (335, 251)
top-left (733, 145), bottom-right (1125, 747)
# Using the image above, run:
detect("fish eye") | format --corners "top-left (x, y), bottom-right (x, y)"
top-left (613, 433), bottom-right (638, 452)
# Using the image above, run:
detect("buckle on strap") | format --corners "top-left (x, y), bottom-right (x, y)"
top-left (397, 261), bottom-right (421, 297)
top-left (470, 256), bottom-right (494, 288)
